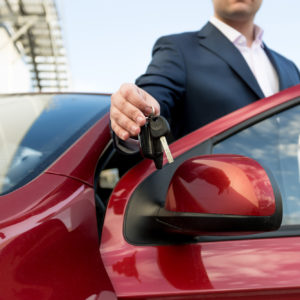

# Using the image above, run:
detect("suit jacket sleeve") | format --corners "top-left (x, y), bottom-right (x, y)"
top-left (293, 62), bottom-right (300, 81)
top-left (135, 35), bottom-right (186, 122)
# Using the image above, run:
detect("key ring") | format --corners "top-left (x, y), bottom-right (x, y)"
top-left (151, 105), bottom-right (155, 116)
top-left (146, 105), bottom-right (155, 119)
top-left (150, 105), bottom-right (155, 116)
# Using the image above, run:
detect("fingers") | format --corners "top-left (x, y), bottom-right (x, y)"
top-left (110, 83), bottom-right (160, 140)
top-left (133, 85), bottom-right (160, 116)
top-left (110, 119), bottom-right (131, 141)
top-left (110, 105), bottom-right (141, 140)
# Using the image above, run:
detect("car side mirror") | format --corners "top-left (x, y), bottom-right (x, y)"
top-left (156, 154), bottom-right (282, 236)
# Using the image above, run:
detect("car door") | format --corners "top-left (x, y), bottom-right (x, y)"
top-left (100, 87), bottom-right (300, 299)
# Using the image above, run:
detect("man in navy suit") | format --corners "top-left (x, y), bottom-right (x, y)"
top-left (110, 0), bottom-right (300, 143)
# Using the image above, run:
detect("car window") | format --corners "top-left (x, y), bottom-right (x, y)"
top-left (213, 104), bottom-right (300, 226)
top-left (0, 94), bottom-right (110, 195)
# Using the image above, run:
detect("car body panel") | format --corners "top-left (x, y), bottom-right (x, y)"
top-left (100, 84), bottom-right (300, 299)
top-left (0, 174), bottom-right (115, 299)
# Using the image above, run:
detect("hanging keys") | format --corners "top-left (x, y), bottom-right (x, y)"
top-left (149, 115), bottom-right (174, 164)
top-left (138, 106), bottom-right (174, 169)
top-left (139, 120), bottom-right (155, 159)
top-left (138, 105), bottom-right (155, 159)
top-left (138, 117), bottom-right (163, 169)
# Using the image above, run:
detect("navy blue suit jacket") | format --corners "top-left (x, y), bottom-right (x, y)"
top-left (136, 22), bottom-right (300, 140)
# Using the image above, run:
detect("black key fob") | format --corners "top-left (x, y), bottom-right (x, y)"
top-left (138, 122), bottom-right (154, 159)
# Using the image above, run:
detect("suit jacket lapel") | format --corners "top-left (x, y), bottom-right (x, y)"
top-left (197, 22), bottom-right (265, 99)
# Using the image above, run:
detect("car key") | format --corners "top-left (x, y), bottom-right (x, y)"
top-left (138, 116), bottom-right (164, 169)
top-left (138, 106), bottom-right (156, 159)
top-left (149, 115), bottom-right (174, 164)
top-left (139, 120), bottom-right (155, 159)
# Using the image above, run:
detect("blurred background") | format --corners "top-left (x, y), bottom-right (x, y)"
top-left (0, 0), bottom-right (299, 94)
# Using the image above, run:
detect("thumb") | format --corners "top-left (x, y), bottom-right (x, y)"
top-left (136, 86), bottom-right (161, 116)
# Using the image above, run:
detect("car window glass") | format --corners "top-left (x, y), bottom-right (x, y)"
top-left (0, 94), bottom-right (110, 195)
top-left (213, 105), bottom-right (300, 226)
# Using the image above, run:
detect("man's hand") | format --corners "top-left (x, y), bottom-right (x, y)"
top-left (110, 83), bottom-right (160, 140)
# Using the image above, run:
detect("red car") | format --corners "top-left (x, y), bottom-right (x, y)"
top-left (0, 85), bottom-right (300, 299)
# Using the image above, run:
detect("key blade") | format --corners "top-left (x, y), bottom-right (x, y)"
top-left (160, 136), bottom-right (174, 164)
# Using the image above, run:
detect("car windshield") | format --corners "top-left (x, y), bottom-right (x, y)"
top-left (0, 94), bottom-right (110, 195)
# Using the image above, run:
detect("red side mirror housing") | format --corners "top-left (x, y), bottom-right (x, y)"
top-left (157, 155), bottom-right (282, 236)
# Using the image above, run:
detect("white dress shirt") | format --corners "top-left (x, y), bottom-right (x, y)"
top-left (210, 16), bottom-right (279, 97)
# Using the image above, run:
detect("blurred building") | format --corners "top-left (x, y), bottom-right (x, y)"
top-left (0, 0), bottom-right (69, 93)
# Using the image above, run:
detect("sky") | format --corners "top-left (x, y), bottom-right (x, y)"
top-left (56, 0), bottom-right (300, 94)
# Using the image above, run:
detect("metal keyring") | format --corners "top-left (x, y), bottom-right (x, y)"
top-left (150, 105), bottom-right (155, 116)
top-left (147, 105), bottom-right (155, 119)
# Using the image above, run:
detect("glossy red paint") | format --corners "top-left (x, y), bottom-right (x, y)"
top-left (100, 85), bottom-right (300, 299)
top-left (0, 174), bottom-right (115, 299)
top-left (165, 154), bottom-right (275, 216)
